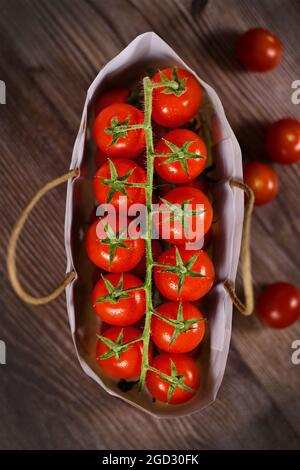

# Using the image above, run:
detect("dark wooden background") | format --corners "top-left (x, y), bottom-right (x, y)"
top-left (1, 0), bottom-right (300, 450)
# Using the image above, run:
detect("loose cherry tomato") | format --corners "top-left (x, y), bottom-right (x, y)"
top-left (237, 28), bottom-right (282, 72)
top-left (266, 119), bottom-right (300, 165)
top-left (256, 282), bottom-right (300, 329)
top-left (155, 186), bottom-right (213, 245)
top-left (94, 159), bottom-right (146, 210)
top-left (96, 326), bottom-right (146, 380)
top-left (85, 215), bottom-right (145, 272)
top-left (154, 129), bottom-right (207, 184)
top-left (94, 87), bottom-right (129, 115)
top-left (133, 240), bottom-right (163, 279)
top-left (93, 103), bottom-right (145, 159)
top-left (151, 67), bottom-right (202, 127)
top-left (154, 246), bottom-right (215, 301)
top-left (243, 162), bottom-right (279, 206)
top-left (146, 353), bottom-right (200, 404)
top-left (151, 301), bottom-right (205, 353)
top-left (92, 273), bottom-right (146, 326)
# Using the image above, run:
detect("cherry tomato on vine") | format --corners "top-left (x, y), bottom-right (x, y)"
top-left (93, 103), bottom-right (145, 159)
top-left (154, 246), bottom-right (215, 301)
top-left (94, 87), bottom-right (129, 115)
top-left (155, 186), bottom-right (213, 245)
top-left (266, 119), bottom-right (300, 165)
top-left (256, 282), bottom-right (300, 329)
top-left (154, 129), bottom-right (207, 184)
top-left (92, 273), bottom-right (146, 326)
top-left (237, 28), bottom-right (282, 72)
top-left (132, 240), bottom-right (163, 279)
top-left (85, 215), bottom-right (145, 272)
top-left (146, 353), bottom-right (200, 404)
top-left (96, 326), bottom-right (146, 380)
top-left (151, 301), bottom-right (205, 353)
top-left (94, 159), bottom-right (146, 210)
top-left (151, 67), bottom-right (202, 128)
top-left (243, 162), bottom-right (279, 206)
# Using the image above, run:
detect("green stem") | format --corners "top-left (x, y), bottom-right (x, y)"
top-left (139, 76), bottom-right (155, 390)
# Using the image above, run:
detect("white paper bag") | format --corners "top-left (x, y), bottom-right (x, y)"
top-left (64, 32), bottom-right (244, 417)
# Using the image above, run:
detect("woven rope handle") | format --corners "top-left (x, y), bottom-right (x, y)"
top-left (7, 169), bottom-right (79, 305)
top-left (224, 179), bottom-right (255, 316)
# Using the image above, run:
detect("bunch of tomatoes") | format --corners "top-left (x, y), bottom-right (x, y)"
top-left (237, 28), bottom-right (300, 328)
top-left (85, 66), bottom-right (215, 404)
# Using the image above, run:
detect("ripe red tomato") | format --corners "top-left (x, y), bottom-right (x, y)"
top-left (93, 103), bottom-right (145, 159)
top-left (151, 67), bottom-right (202, 127)
top-left (154, 246), bottom-right (215, 301)
top-left (154, 129), bottom-right (207, 184)
top-left (237, 28), bottom-right (282, 72)
top-left (92, 273), bottom-right (146, 326)
top-left (146, 353), bottom-right (200, 404)
top-left (94, 87), bottom-right (129, 115)
top-left (155, 186), bottom-right (213, 245)
top-left (94, 159), bottom-right (146, 210)
top-left (96, 326), bottom-right (145, 380)
top-left (85, 215), bottom-right (145, 272)
top-left (151, 301), bottom-right (205, 353)
top-left (266, 119), bottom-right (300, 165)
top-left (243, 162), bottom-right (279, 206)
top-left (256, 282), bottom-right (300, 329)
top-left (132, 240), bottom-right (163, 279)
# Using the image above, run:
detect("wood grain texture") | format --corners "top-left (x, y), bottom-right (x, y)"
top-left (1, 0), bottom-right (300, 450)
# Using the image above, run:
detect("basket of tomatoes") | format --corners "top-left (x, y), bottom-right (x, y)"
top-left (8, 33), bottom-right (246, 417)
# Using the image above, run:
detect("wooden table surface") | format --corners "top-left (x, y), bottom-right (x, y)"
top-left (1, 0), bottom-right (300, 450)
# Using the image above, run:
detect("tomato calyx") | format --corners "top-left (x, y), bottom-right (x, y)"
top-left (100, 159), bottom-right (145, 203)
top-left (159, 67), bottom-right (187, 97)
top-left (159, 197), bottom-right (205, 237)
top-left (148, 360), bottom-right (193, 402)
top-left (155, 247), bottom-right (205, 294)
top-left (104, 115), bottom-right (144, 146)
top-left (99, 222), bottom-right (132, 266)
top-left (96, 329), bottom-right (142, 360)
top-left (104, 116), bottom-right (131, 145)
top-left (95, 273), bottom-right (143, 304)
top-left (153, 301), bottom-right (206, 345)
top-left (156, 138), bottom-right (204, 175)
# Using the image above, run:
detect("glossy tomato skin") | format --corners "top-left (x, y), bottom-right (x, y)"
top-left (94, 87), bottom-right (129, 115)
top-left (94, 159), bottom-right (146, 210)
top-left (156, 186), bottom-right (213, 245)
top-left (151, 67), bottom-right (202, 127)
top-left (237, 28), bottom-right (282, 72)
top-left (151, 301), bottom-right (205, 353)
top-left (257, 282), bottom-right (300, 329)
top-left (154, 246), bottom-right (215, 301)
top-left (85, 217), bottom-right (145, 272)
top-left (93, 103), bottom-right (145, 159)
top-left (96, 326), bottom-right (145, 380)
top-left (146, 353), bottom-right (200, 404)
top-left (243, 162), bottom-right (279, 206)
top-left (266, 119), bottom-right (300, 165)
top-left (92, 273), bottom-right (146, 326)
top-left (154, 129), bottom-right (207, 184)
